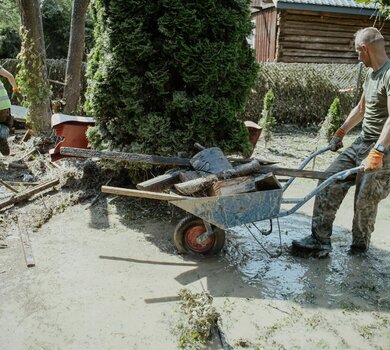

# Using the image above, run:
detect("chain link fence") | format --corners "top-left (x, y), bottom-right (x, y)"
top-left (242, 62), bottom-right (367, 126)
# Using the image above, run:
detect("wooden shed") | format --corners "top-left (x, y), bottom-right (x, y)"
top-left (250, 0), bottom-right (390, 63)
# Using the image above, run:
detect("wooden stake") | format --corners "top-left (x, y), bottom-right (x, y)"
top-left (17, 220), bottom-right (35, 267)
top-left (0, 178), bottom-right (59, 210)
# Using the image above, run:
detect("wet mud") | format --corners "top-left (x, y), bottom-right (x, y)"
top-left (223, 213), bottom-right (390, 312)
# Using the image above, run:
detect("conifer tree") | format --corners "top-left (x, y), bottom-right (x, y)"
top-left (85, 0), bottom-right (258, 157)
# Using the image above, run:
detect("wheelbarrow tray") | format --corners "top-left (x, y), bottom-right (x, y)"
top-left (101, 185), bottom-right (283, 231)
top-left (170, 189), bottom-right (283, 230)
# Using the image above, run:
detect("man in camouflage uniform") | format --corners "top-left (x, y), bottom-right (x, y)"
top-left (292, 27), bottom-right (390, 255)
top-left (0, 65), bottom-right (19, 156)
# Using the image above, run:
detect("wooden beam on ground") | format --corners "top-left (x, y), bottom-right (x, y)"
top-left (0, 178), bottom-right (59, 210)
top-left (60, 147), bottom-right (191, 167)
top-left (101, 186), bottom-right (189, 201)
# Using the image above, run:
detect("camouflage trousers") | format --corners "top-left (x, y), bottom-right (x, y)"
top-left (312, 136), bottom-right (390, 248)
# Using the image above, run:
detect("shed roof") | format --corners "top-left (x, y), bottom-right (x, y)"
top-left (274, 0), bottom-right (381, 15)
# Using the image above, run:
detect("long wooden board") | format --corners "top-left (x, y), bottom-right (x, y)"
top-left (101, 186), bottom-right (188, 201)
top-left (60, 147), bottom-right (191, 167)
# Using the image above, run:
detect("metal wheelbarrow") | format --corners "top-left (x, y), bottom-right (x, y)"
top-left (102, 147), bottom-right (359, 257)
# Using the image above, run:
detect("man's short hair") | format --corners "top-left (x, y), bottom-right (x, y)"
top-left (355, 27), bottom-right (384, 47)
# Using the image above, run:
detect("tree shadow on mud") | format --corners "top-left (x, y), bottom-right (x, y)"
top-left (102, 197), bottom-right (390, 312)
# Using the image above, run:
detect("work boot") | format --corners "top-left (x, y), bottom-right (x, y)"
top-left (291, 235), bottom-right (332, 252)
top-left (348, 244), bottom-right (367, 256)
top-left (0, 137), bottom-right (10, 156)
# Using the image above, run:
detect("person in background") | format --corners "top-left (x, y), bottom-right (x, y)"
top-left (0, 65), bottom-right (20, 156)
top-left (292, 27), bottom-right (390, 256)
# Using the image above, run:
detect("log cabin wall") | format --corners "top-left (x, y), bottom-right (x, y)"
top-left (254, 8), bottom-right (278, 62)
top-left (276, 9), bottom-right (390, 63)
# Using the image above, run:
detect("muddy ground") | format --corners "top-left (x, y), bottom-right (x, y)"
top-left (1, 128), bottom-right (390, 350)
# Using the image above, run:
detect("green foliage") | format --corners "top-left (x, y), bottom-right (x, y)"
top-left (41, 0), bottom-right (72, 58)
top-left (355, 0), bottom-right (390, 15)
top-left (0, 0), bottom-right (20, 29)
top-left (259, 89), bottom-right (276, 146)
top-left (319, 96), bottom-right (343, 142)
top-left (16, 27), bottom-right (51, 127)
top-left (85, 0), bottom-right (258, 159)
top-left (0, 27), bottom-right (20, 59)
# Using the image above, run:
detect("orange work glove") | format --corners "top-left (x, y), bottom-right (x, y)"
top-left (361, 149), bottom-right (384, 171)
top-left (329, 128), bottom-right (346, 152)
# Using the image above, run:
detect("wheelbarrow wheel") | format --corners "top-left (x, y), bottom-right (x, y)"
top-left (174, 215), bottom-right (225, 256)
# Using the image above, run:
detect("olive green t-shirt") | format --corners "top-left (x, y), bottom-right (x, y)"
top-left (361, 60), bottom-right (390, 141)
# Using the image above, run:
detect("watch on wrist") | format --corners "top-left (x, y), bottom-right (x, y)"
top-left (375, 143), bottom-right (386, 153)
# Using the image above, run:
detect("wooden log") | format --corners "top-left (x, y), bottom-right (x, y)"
top-left (0, 178), bottom-right (59, 210)
top-left (101, 186), bottom-right (188, 201)
top-left (220, 159), bottom-right (262, 179)
top-left (210, 176), bottom-right (256, 196)
top-left (174, 175), bottom-right (218, 196)
top-left (60, 147), bottom-right (191, 167)
top-left (136, 170), bottom-right (182, 192)
top-left (175, 160), bottom-right (262, 196)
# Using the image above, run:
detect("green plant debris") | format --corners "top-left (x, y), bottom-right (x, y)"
top-left (319, 96), bottom-right (343, 142)
top-left (177, 288), bottom-right (220, 350)
top-left (259, 89), bottom-right (277, 148)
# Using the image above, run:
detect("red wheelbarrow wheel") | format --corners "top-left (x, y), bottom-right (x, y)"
top-left (174, 215), bottom-right (225, 256)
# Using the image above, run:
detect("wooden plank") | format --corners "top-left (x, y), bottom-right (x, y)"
top-left (136, 170), bottom-right (182, 192)
top-left (282, 27), bottom-right (361, 38)
top-left (281, 35), bottom-right (351, 45)
top-left (281, 42), bottom-right (354, 52)
top-left (101, 186), bottom-right (188, 201)
top-left (254, 173), bottom-right (282, 191)
top-left (60, 147), bottom-right (191, 167)
top-left (255, 167), bottom-right (334, 180)
top-left (285, 13), bottom-right (376, 27)
top-left (17, 220), bottom-right (35, 267)
top-left (0, 179), bottom-right (59, 210)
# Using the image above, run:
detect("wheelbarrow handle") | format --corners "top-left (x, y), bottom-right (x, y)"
top-left (278, 166), bottom-right (360, 218)
top-left (282, 145), bottom-right (332, 192)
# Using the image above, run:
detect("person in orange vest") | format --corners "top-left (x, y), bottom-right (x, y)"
top-left (0, 65), bottom-right (20, 156)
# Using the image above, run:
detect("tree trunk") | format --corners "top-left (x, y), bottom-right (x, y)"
top-left (18, 0), bottom-right (52, 133)
top-left (63, 0), bottom-right (90, 115)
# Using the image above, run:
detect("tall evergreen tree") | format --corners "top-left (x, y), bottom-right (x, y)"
top-left (85, 0), bottom-right (258, 156)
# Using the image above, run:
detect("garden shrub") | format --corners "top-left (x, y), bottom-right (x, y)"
top-left (84, 0), bottom-right (258, 157)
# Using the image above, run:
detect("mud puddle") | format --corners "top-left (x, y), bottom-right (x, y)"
top-left (223, 213), bottom-right (390, 311)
